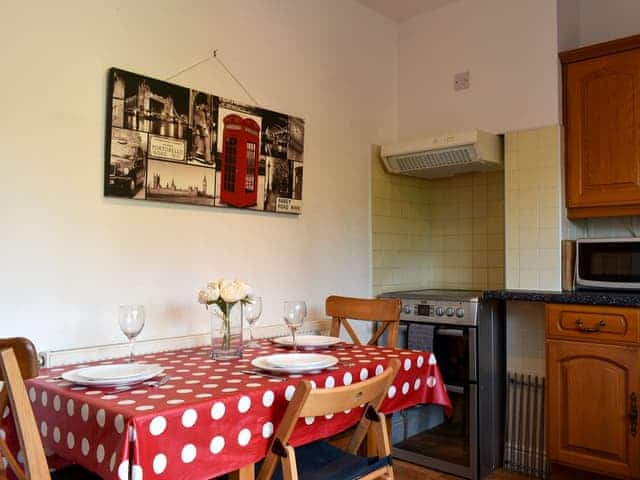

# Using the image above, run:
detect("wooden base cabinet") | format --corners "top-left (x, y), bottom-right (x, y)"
top-left (546, 304), bottom-right (640, 479)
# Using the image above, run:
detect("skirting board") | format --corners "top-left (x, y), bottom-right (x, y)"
top-left (40, 319), bottom-right (331, 367)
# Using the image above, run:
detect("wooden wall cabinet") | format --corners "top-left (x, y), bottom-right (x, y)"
top-left (546, 304), bottom-right (640, 478)
top-left (561, 35), bottom-right (640, 219)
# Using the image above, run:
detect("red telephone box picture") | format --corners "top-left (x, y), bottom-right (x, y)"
top-left (220, 114), bottom-right (260, 208)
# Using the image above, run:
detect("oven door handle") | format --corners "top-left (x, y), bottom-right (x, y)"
top-left (445, 384), bottom-right (465, 394)
top-left (437, 328), bottom-right (465, 337)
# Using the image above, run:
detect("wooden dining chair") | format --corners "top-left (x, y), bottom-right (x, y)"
top-left (0, 347), bottom-right (50, 480)
top-left (326, 296), bottom-right (402, 348)
top-left (0, 338), bottom-right (40, 480)
top-left (0, 341), bottom-right (101, 480)
top-left (256, 358), bottom-right (400, 480)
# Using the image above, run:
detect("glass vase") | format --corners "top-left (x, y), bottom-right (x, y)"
top-left (210, 302), bottom-right (243, 360)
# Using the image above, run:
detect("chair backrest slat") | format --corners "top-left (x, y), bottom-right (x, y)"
top-left (0, 349), bottom-right (51, 480)
top-left (326, 296), bottom-right (401, 347)
top-left (299, 360), bottom-right (398, 418)
top-left (0, 338), bottom-right (39, 381)
top-left (326, 296), bottom-right (401, 322)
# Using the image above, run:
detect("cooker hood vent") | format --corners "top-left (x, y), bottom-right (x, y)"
top-left (380, 130), bottom-right (503, 179)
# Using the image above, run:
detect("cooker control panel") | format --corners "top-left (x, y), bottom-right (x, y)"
top-left (398, 299), bottom-right (478, 326)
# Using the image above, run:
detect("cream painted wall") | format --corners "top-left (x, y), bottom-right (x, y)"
top-left (577, 0), bottom-right (640, 46)
top-left (398, 0), bottom-right (560, 138)
top-left (557, 0), bottom-right (640, 50)
top-left (0, 0), bottom-right (398, 351)
top-left (557, 0), bottom-right (581, 52)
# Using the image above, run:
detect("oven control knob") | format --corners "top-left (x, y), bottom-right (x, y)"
top-left (445, 307), bottom-right (455, 317)
top-left (403, 305), bottom-right (412, 314)
top-left (435, 306), bottom-right (445, 316)
top-left (455, 307), bottom-right (465, 318)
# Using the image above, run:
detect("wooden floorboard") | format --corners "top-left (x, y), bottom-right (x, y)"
top-left (0, 455), bottom-right (530, 480)
top-left (394, 460), bottom-right (529, 480)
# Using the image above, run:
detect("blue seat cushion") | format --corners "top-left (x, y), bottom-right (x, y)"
top-left (257, 440), bottom-right (392, 480)
top-left (51, 465), bottom-right (102, 479)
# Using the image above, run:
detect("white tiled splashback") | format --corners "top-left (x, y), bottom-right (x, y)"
top-left (506, 301), bottom-right (546, 377)
top-left (565, 216), bottom-right (640, 240)
top-left (371, 146), bottom-right (505, 295)
top-left (505, 125), bottom-right (562, 291)
top-left (429, 171), bottom-right (504, 290)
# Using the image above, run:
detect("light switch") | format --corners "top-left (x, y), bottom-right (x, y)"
top-left (454, 71), bottom-right (470, 91)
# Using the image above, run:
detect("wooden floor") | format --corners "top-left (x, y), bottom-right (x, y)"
top-left (394, 460), bottom-right (528, 480)
top-left (0, 459), bottom-right (528, 480)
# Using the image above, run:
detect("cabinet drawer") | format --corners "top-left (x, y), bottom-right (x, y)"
top-left (545, 304), bottom-right (640, 344)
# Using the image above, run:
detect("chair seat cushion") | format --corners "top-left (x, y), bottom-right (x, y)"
top-left (260, 440), bottom-right (391, 480)
top-left (51, 464), bottom-right (102, 479)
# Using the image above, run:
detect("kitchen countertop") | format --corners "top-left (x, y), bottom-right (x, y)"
top-left (483, 289), bottom-right (640, 307)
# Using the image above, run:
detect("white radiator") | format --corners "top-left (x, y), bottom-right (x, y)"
top-left (504, 372), bottom-right (550, 478)
top-left (40, 320), bottom-right (330, 367)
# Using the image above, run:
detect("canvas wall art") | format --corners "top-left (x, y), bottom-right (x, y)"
top-left (105, 68), bottom-right (304, 214)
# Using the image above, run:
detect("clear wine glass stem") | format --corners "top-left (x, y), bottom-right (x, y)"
top-left (249, 325), bottom-right (254, 343)
top-left (291, 327), bottom-right (297, 352)
top-left (128, 338), bottom-right (135, 363)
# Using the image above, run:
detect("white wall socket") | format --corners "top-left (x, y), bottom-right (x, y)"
top-left (454, 71), bottom-right (470, 91)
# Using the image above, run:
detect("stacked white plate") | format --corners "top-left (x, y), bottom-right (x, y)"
top-left (252, 353), bottom-right (338, 373)
top-left (271, 335), bottom-right (341, 350)
top-left (61, 363), bottom-right (164, 387)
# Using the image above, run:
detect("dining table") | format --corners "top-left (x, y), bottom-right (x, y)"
top-left (3, 340), bottom-right (451, 480)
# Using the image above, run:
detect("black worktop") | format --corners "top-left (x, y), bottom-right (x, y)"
top-left (483, 289), bottom-right (640, 307)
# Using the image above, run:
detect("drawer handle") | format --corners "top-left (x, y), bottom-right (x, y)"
top-left (631, 393), bottom-right (638, 437)
top-left (575, 319), bottom-right (606, 332)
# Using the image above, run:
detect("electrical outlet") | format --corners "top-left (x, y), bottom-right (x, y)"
top-left (454, 71), bottom-right (470, 91)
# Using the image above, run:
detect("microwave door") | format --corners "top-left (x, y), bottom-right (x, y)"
top-left (576, 239), bottom-right (640, 290)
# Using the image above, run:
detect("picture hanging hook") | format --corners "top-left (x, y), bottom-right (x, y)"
top-left (165, 48), bottom-right (260, 106)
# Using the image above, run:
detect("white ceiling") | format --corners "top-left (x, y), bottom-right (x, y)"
top-left (356, 0), bottom-right (458, 22)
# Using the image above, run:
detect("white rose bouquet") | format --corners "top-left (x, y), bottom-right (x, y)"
top-left (198, 279), bottom-right (252, 351)
top-left (198, 279), bottom-right (252, 307)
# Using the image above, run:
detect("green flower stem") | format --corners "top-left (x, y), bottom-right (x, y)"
top-left (221, 302), bottom-right (231, 349)
top-left (208, 298), bottom-right (249, 351)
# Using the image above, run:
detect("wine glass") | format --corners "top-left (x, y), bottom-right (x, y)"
top-left (244, 296), bottom-right (263, 348)
top-left (118, 305), bottom-right (145, 363)
top-left (283, 301), bottom-right (307, 352)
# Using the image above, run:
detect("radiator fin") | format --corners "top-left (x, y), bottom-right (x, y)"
top-left (504, 372), bottom-right (550, 478)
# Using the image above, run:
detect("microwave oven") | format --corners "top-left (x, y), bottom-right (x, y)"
top-left (575, 238), bottom-right (640, 290)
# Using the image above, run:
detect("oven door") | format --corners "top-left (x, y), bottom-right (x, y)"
top-left (433, 326), bottom-right (477, 384)
top-left (391, 383), bottom-right (478, 479)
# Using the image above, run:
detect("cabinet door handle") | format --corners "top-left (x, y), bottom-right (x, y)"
top-left (575, 319), bottom-right (606, 332)
top-left (631, 393), bottom-right (638, 437)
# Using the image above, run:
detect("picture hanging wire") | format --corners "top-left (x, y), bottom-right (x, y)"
top-left (165, 49), bottom-right (260, 106)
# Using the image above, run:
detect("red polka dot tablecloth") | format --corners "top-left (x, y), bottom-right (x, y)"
top-left (3, 341), bottom-right (451, 480)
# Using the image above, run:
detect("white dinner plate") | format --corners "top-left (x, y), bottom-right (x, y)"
top-left (251, 354), bottom-right (338, 373)
top-left (62, 365), bottom-right (164, 387)
top-left (76, 363), bottom-right (161, 381)
top-left (271, 335), bottom-right (341, 349)
top-left (266, 353), bottom-right (335, 369)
